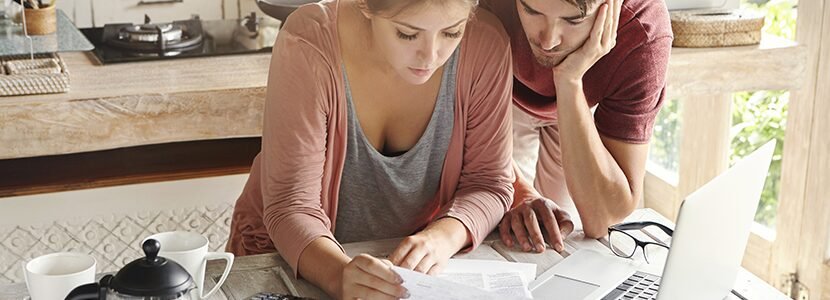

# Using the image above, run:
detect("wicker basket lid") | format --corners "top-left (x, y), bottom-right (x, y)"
top-left (671, 9), bottom-right (765, 34)
top-left (671, 9), bottom-right (765, 47)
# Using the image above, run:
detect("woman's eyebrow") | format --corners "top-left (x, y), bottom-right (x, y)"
top-left (392, 18), bottom-right (468, 31)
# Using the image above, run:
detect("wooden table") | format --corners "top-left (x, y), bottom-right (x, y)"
top-left (0, 209), bottom-right (788, 299)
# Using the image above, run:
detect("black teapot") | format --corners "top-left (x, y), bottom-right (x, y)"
top-left (65, 239), bottom-right (197, 300)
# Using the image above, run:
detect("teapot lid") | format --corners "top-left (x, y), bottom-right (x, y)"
top-left (109, 239), bottom-right (194, 297)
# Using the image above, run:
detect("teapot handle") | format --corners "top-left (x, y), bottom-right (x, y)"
top-left (64, 275), bottom-right (112, 300)
top-left (63, 283), bottom-right (101, 300)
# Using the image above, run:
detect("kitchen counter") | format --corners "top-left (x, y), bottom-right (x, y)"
top-left (0, 51), bottom-right (270, 159)
top-left (0, 209), bottom-right (789, 299)
top-left (0, 35), bottom-right (806, 160)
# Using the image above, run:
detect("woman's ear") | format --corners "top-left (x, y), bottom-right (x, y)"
top-left (357, 0), bottom-right (373, 19)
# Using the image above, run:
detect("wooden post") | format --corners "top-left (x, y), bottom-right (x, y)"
top-left (676, 94), bottom-right (733, 215)
top-left (768, 0), bottom-right (827, 295)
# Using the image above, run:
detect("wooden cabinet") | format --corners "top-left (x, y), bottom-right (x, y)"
top-left (91, 0), bottom-right (224, 26)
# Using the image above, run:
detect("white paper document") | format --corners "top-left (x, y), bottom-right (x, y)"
top-left (392, 259), bottom-right (536, 300)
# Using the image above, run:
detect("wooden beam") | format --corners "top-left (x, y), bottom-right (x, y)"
top-left (795, 0), bottom-right (830, 297)
top-left (667, 36), bottom-right (807, 97)
top-left (0, 88), bottom-right (266, 159)
top-left (676, 94), bottom-right (732, 214)
top-left (768, 0), bottom-right (827, 295)
top-left (743, 233), bottom-right (773, 282)
top-left (644, 168), bottom-right (679, 221)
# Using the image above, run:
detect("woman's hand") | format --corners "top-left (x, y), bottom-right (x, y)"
top-left (389, 218), bottom-right (469, 275)
top-left (340, 254), bottom-right (409, 300)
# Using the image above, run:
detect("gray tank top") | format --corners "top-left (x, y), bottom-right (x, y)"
top-left (334, 49), bottom-right (459, 244)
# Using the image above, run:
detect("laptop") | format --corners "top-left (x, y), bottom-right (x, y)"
top-left (529, 140), bottom-right (776, 300)
top-left (665, 0), bottom-right (739, 11)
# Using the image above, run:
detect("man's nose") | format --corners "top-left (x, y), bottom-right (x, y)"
top-left (539, 25), bottom-right (562, 51)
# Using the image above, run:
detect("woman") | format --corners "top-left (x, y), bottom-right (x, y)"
top-left (226, 0), bottom-right (514, 298)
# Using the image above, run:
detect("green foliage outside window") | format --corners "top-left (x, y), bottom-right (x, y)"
top-left (731, 91), bottom-right (788, 228)
top-left (649, 99), bottom-right (681, 173)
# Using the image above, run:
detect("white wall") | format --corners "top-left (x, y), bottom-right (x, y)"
top-left (0, 174), bottom-right (249, 284)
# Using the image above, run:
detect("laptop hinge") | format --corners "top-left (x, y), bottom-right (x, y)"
top-left (781, 273), bottom-right (809, 300)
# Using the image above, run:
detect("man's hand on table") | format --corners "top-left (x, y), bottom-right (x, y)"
top-left (500, 196), bottom-right (575, 253)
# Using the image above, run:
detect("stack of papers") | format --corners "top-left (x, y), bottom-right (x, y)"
top-left (392, 259), bottom-right (536, 300)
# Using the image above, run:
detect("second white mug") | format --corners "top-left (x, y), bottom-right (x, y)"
top-left (144, 231), bottom-right (234, 299)
top-left (24, 252), bottom-right (96, 300)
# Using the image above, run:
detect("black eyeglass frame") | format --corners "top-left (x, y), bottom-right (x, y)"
top-left (607, 221), bottom-right (674, 263)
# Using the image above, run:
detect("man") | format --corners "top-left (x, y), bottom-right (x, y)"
top-left (480, 0), bottom-right (673, 253)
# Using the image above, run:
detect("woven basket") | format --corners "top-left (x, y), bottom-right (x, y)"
top-left (671, 9), bottom-right (765, 48)
top-left (0, 53), bottom-right (70, 96)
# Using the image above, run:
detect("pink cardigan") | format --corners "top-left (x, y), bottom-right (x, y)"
top-left (227, 0), bottom-right (515, 276)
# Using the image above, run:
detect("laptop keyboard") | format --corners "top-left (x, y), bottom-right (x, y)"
top-left (601, 271), bottom-right (662, 300)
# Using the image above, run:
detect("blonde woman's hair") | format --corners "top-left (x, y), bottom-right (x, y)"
top-left (358, 0), bottom-right (479, 18)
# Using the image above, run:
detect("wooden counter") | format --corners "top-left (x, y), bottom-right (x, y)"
top-left (0, 52), bottom-right (270, 160)
top-left (0, 36), bottom-right (806, 160)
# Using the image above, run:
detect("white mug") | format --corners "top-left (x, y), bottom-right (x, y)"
top-left (23, 252), bottom-right (96, 300)
top-left (145, 231), bottom-right (234, 299)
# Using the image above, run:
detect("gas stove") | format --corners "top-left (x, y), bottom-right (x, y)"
top-left (81, 13), bottom-right (278, 64)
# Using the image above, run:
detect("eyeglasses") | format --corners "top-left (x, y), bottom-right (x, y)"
top-left (608, 221), bottom-right (674, 264)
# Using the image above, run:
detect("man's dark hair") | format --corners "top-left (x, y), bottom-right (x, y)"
top-left (562, 0), bottom-right (602, 17)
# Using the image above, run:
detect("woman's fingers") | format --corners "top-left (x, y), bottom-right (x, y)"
top-left (353, 254), bottom-right (403, 286)
top-left (351, 284), bottom-right (401, 300)
top-left (398, 244), bottom-right (428, 270)
top-left (413, 253), bottom-right (436, 273)
top-left (388, 240), bottom-right (413, 266)
top-left (353, 275), bottom-right (408, 299)
top-left (345, 254), bottom-right (409, 299)
top-left (426, 263), bottom-right (444, 276)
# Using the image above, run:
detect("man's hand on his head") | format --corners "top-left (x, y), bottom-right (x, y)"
top-left (552, 0), bottom-right (622, 84)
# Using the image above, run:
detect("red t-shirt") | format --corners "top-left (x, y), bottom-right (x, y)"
top-left (481, 0), bottom-right (673, 143)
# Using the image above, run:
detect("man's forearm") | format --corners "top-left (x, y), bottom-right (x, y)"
top-left (555, 79), bottom-right (638, 237)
